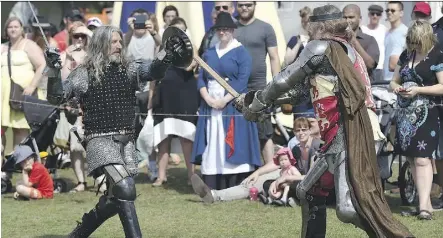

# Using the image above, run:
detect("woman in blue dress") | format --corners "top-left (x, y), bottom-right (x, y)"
top-left (191, 12), bottom-right (261, 190)
top-left (390, 21), bottom-right (443, 220)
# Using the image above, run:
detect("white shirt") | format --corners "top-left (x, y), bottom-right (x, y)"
top-left (361, 24), bottom-right (388, 70)
top-left (383, 24), bottom-right (408, 82)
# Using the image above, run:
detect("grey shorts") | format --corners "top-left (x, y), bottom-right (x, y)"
top-left (257, 117), bottom-right (273, 141)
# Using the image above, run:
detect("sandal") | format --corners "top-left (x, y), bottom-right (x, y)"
top-left (417, 210), bottom-right (433, 220)
top-left (152, 178), bottom-right (167, 187)
top-left (400, 207), bottom-right (419, 217)
top-left (70, 182), bottom-right (87, 193)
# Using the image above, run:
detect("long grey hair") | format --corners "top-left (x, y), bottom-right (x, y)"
top-left (83, 25), bottom-right (129, 82)
top-left (307, 5), bottom-right (352, 41)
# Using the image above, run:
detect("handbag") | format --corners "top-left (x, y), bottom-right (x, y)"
top-left (53, 111), bottom-right (72, 149)
top-left (8, 42), bottom-right (37, 111)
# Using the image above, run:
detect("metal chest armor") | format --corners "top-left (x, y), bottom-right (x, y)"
top-left (82, 63), bottom-right (137, 137)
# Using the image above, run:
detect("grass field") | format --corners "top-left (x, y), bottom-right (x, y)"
top-left (1, 160), bottom-right (442, 238)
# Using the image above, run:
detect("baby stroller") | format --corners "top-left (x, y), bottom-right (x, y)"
top-left (371, 84), bottom-right (416, 205)
top-left (1, 96), bottom-right (70, 194)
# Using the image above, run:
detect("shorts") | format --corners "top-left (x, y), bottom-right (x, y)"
top-left (257, 117), bottom-right (273, 141)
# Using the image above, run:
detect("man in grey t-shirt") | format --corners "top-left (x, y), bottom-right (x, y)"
top-left (234, 1), bottom-right (281, 164)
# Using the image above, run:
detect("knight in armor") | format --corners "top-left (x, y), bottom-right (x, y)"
top-left (43, 25), bottom-right (193, 238)
top-left (235, 5), bottom-right (414, 238)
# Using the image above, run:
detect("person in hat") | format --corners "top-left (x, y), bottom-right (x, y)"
top-left (13, 145), bottom-right (53, 200)
top-left (54, 8), bottom-right (85, 52)
top-left (412, 2), bottom-right (432, 22)
top-left (259, 147), bottom-right (300, 205)
top-left (86, 17), bottom-right (102, 31)
top-left (234, 4), bottom-right (413, 237)
top-left (29, 15), bottom-right (59, 51)
top-left (190, 11), bottom-right (261, 191)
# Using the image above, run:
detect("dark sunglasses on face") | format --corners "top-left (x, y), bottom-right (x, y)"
top-left (73, 34), bottom-right (86, 39)
top-left (238, 3), bottom-right (253, 8)
top-left (370, 12), bottom-right (382, 16)
top-left (215, 5), bottom-right (229, 11)
top-left (385, 9), bottom-right (396, 13)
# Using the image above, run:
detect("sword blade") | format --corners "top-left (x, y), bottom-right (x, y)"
top-left (193, 55), bottom-right (240, 98)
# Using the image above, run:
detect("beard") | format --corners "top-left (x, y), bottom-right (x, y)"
top-left (109, 54), bottom-right (121, 63)
top-left (239, 9), bottom-right (255, 22)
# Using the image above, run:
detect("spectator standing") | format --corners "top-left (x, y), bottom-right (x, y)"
top-left (59, 21), bottom-right (93, 193)
top-left (234, 1), bottom-right (281, 164)
top-left (384, 1), bottom-right (408, 83)
top-left (431, 3), bottom-right (443, 210)
top-left (198, 2), bottom-right (236, 57)
top-left (411, 2), bottom-right (432, 22)
top-left (125, 9), bottom-right (161, 62)
top-left (151, 18), bottom-right (199, 186)
top-left (283, 6), bottom-right (311, 67)
top-left (29, 16), bottom-right (59, 51)
top-left (191, 12), bottom-right (261, 190)
top-left (390, 21), bottom-right (443, 220)
top-left (159, 5), bottom-right (179, 36)
top-left (86, 17), bottom-right (103, 31)
top-left (361, 5), bottom-right (387, 84)
top-left (54, 8), bottom-right (85, 53)
top-left (1, 17), bottom-right (46, 155)
top-left (343, 5), bottom-right (380, 77)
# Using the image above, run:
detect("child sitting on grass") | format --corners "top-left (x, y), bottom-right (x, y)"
top-left (259, 147), bottom-right (302, 205)
top-left (13, 145), bottom-right (54, 200)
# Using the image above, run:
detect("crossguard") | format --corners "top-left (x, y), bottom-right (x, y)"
top-left (161, 26), bottom-right (194, 69)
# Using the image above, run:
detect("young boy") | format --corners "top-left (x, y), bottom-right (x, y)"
top-left (13, 145), bottom-right (54, 200)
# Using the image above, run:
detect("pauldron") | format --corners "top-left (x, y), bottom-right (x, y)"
top-left (256, 40), bottom-right (330, 108)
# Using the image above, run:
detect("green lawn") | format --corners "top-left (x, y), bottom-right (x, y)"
top-left (1, 162), bottom-right (442, 238)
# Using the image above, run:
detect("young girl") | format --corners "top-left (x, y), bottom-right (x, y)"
top-left (259, 147), bottom-right (302, 205)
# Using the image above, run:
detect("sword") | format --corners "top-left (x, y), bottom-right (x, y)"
top-left (27, 1), bottom-right (61, 70)
top-left (193, 56), bottom-right (240, 98)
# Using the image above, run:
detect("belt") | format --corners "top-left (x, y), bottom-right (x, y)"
top-left (85, 129), bottom-right (134, 141)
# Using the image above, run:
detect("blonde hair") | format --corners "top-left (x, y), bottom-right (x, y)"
top-left (299, 6), bottom-right (312, 18)
top-left (69, 21), bottom-right (88, 46)
top-left (406, 20), bottom-right (437, 54)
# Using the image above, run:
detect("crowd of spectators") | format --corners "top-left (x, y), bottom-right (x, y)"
top-left (1, 1), bottom-right (443, 225)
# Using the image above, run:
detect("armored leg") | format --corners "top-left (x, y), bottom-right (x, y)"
top-left (333, 151), bottom-right (365, 230)
top-left (295, 155), bottom-right (328, 238)
top-left (68, 164), bottom-right (141, 238)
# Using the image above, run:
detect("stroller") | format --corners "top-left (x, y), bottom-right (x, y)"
top-left (1, 96), bottom-right (70, 194)
top-left (371, 84), bottom-right (416, 205)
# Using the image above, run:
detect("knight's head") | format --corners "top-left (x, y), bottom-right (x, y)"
top-left (84, 26), bottom-right (129, 80)
top-left (307, 5), bottom-right (352, 41)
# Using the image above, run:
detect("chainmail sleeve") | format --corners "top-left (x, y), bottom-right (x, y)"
top-left (127, 59), bottom-right (154, 90)
top-left (257, 40), bottom-right (330, 106)
top-left (61, 66), bottom-right (88, 105)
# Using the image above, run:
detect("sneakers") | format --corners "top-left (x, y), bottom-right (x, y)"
top-left (190, 174), bottom-right (214, 204)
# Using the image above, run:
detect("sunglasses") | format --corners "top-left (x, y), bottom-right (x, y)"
top-left (216, 27), bottom-right (231, 32)
top-left (72, 34), bottom-right (86, 39)
top-left (370, 12), bottom-right (382, 16)
top-left (238, 3), bottom-right (254, 8)
top-left (385, 9), bottom-right (396, 13)
top-left (215, 5), bottom-right (229, 11)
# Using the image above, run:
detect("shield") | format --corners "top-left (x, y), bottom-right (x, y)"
top-left (161, 26), bottom-right (194, 69)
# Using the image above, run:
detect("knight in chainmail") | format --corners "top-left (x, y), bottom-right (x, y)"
top-left (235, 5), bottom-right (414, 238)
top-left (44, 25), bottom-right (192, 238)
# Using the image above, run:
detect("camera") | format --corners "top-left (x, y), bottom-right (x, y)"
top-left (133, 15), bottom-right (147, 30)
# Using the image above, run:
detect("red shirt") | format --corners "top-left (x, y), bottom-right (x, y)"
top-left (29, 163), bottom-right (54, 198)
top-left (53, 30), bottom-right (68, 52)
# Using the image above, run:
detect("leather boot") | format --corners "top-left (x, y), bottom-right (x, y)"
top-left (68, 195), bottom-right (118, 238)
top-left (305, 196), bottom-right (327, 238)
top-left (116, 199), bottom-right (142, 238)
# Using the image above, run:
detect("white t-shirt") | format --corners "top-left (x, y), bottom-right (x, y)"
top-left (127, 33), bottom-right (156, 61)
top-left (383, 24), bottom-right (408, 82)
top-left (361, 24), bottom-right (388, 70)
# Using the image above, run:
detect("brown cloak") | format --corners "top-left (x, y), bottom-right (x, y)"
top-left (325, 41), bottom-right (414, 238)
